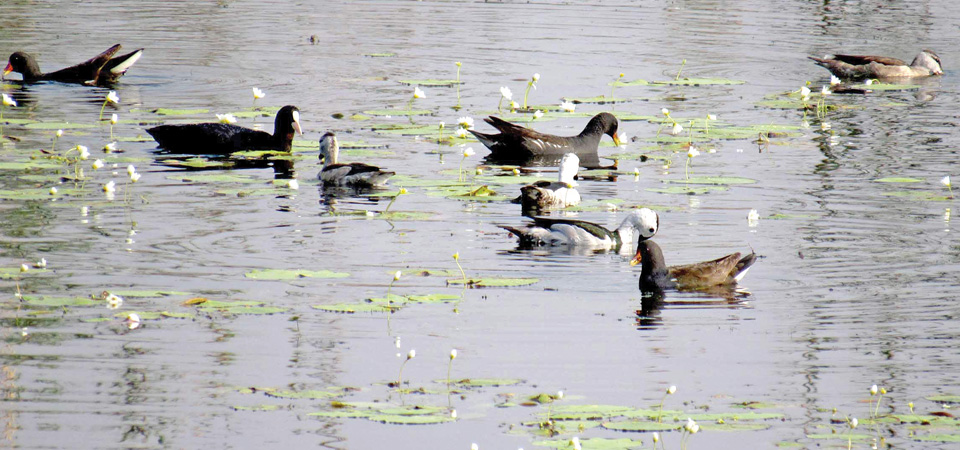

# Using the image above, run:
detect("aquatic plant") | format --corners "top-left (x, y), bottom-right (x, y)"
top-left (656, 385), bottom-right (676, 423)
top-left (216, 113), bottom-right (238, 124)
top-left (455, 61), bottom-right (462, 107)
top-left (523, 73), bottom-right (539, 109)
top-left (675, 59), bottom-right (686, 80)
top-left (252, 87), bottom-right (265, 108)
top-left (560, 101), bottom-right (576, 113)
top-left (99, 90), bottom-right (118, 121)
top-left (684, 146), bottom-right (699, 180)
top-left (680, 417), bottom-right (699, 450)
top-left (382, 187), bottom-right (408, 213)
top-left (532, 110), bottom-right (544, 121)
top-left (452, 252), bottom-right (467, 284)
top-left (498, 86), bottom-right (512, 112)
top-left (942, 175), bottom-right (953, 197)
top-left (407, 86), bottom-right (425, 111)
top-left (847, 416), bottom-right (858, 450)
top-left (447, 349), bottom-right (457, 393)
top-left (748, 208), bottom-right (760, 227)
top-left (869, 384), bottom-right (886, 418)
top-left (1, 93), bottom-right (16, 136)
top-left (396, 348), bottom-right (416, 389)
top-left (52, 129), bottom-right (63, 152)
top-left (458, 147), bottom-right (475, 182)
top-left (611, 72), bottom-right (625, 99)
top-left (387, 270), bottom-right (401, 297)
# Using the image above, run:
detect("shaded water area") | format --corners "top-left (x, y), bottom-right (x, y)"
top-left (2, 0), bottom-right (960, 448)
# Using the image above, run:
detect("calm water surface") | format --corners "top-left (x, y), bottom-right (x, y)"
top-left (1, 1), bottom-right (959, 448)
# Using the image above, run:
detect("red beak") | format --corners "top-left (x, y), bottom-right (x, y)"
top-left (2, 62), bottom-right (12, 78)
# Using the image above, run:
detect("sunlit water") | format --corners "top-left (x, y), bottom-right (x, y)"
top-left (2, 1), bottom-right (959, 448)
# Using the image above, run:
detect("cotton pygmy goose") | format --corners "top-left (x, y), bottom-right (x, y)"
top-left (317, 132), bottom-right (395, 187)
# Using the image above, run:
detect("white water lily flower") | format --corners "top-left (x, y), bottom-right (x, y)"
top-left (652, 432), bottom-right (660, 443)
top-left (104, 142), bottom-right (118, 152)
top-left (687, 147), bottom-right (700, 158)
top-left (35, 258), bottom-right (47, 268)
top-left (532, 73), bottom-right (540, 82)
top-left (667, 385), bottom-right (677, 395)
top-left (413, 86), bottom-right (425, 99)
top-left (458, 116), bottom-right (474, 129)
top-left (533, 110), bottom-right (544, 120)
top-left (509, 100), bottom-right (519, 110)
top-left (106, 293), bottom-right (124, 309)
top-left (49, 187), bottom-right (58, 195)
top-left (20, 264), bottom-right (29, 273)
top-left (450, 349), bottom-right (457, 359)
top-left (870, 385), bottom-right (878, 395)
top-left (252, 87), bottom-right (265, 99)
top-left (450, 409), bottom-right (457, 419)
top-left (475, 167), bottom-right (483, 175)
top-left (800, 86), bottom-right (811, 98)
top-left (55, 129), bottom-right (63, 138)
top-left (216, 113), bottom-right (237, 124)
top-left (92, 159), bottom-right (104, 170)
top-left (500, 86), bottom-right (513, 100)
top-left (127, 165), bottom-right (137, 176)
top-left (110, 113), bottom-right (118, 125)
top-left (633, 167), bottom-right (640, 176)
top-left (747, 209), bottom-right (760, 227)
top-left (941, 175), bottom-right (951, 187)
top-left (106, 91), bottom-right (119, 104)
top-left (393, 270), bottom-right (402, 281)
top-left (849, 417), bottom-right (858, 429)
top-left (512, 168), bottom-right (520, 176)
top-left (821, 85), bottom-right (831, 96)
top-left (21, 328), bottom-right (28, 337)
top-left (103, 180), bottom-right (116, 193)
top-left (471, 444), bottom-right (478, 450)
top-left (287, 179), bottom-right (298, 190)
top-left (672, 123), bottom-right (683, 135)
top-left (74, 145), bottom-right (89, 160)
top-left (130, 172), bottom-right (141, 183)
top-left (820, 122), bottom-right (831, 131)
top-left (1, 93), bottom-right (16, 107)
top-left (560, 101), bottom-right (576, 113)
top-left (685, 417), bottom-right (698, 433)
top-left (865, 79), bottom-right (875, 85)
top-left (125, 313), bottom-right (141, 329)
top-left (556, 390), bottom-right (563, 399)
top-left (462, 147), bottom-right (475, 157)
top-left (407, 349), bottom-right (416, 360)
top-left (438, 121), bottom-right (445, 130)
top-left (707, 114), bottom-right (717, 120)
top-left (661, 107), bottom-right (670, 116)
top-left (571, 437), bottom-right (581, 450)
top-left (830, 75), bottom-right (841, 86)
top-left (454, 128), bottom-right (467, 138)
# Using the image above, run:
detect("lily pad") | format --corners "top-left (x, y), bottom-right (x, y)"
top-left (23, 296), bottom-right (100, 307)
top-left (875, 177), bottom-right (924, 183)
top-left (806, 433), bottom-right (872, 441)
top-left (646, 185), bottom-right (728, 195)
top-left (108, 290), bottom-right (190, 298)
top-left (312, 303), bottom-right (397, 313)
top-left (652, 78), bottom-right (745, 86)
top-left (399, 79), bottom-right (462, 87)
top-left (546, 405), bottom-right (636, 420)
top-left (167, 174), bottom-right (262, 183)
top-left (362, 109), bottom-right (433, 117)
top-left (364, 52), bottom-right (396, 57)
top-left (915, 434), bottom-right (960, 442)
top-left (24, 122), bottom-right (96, 130)
top-left (0, 161), bottom-right (63, 170)
top-left (610, 79), bottom-right (649, 87)
top-left (601, 421), bottom-right (677, 432)
top-left (152, 108), bottom-right (210, 116)
top-left (534, 437), bottom-right (644, 449)
top-left (848, 82), bottom-right (922, 91)
top-left (881, 191), bottom-right (951, 201)
top-left (446, 277), bottom-right (539, 287)
top-left (199, 304), bottom-right (288, 315)
top-left (244, 269), bottom-right (350, 280)
top-left (926, 395), bottom-right (960, 403)
top-left (160, 158), bottom-right (233, 169)
top-left (561, 96), bottom-right (630, 104)
top-left (266, 390), bottom-right (342, 399)
top-left (665, 176), bottom-right (757, 185)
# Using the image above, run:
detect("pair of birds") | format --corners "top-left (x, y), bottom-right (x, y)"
top-left (501, 207), bottom-right (756, 291)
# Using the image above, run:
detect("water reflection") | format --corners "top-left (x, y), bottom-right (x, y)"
top-left (635, 288), bottom-right (752, 330)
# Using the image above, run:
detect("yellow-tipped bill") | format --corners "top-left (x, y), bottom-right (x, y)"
top-left (630, 253), bottom-right (642, 266)
top-left (2, 62), bottom-right (12, 77)
top-left (612, 132), bottom-right (622, 147)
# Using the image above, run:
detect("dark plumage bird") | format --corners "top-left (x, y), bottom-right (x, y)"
top-left (631, 240), bottom-right (756, 291)
top-left (501, 208), bottom-right (659, 253)
top-left (469, 112), bottom-right (621, 163)
top-left (518, 153), bottom-right (581, 211)
top-left (3, 44), bottom-right (143, 86)
top-left (318, 132), bottom-right (395, 187)
top-left (809, 50), bottom-right (942, 80)
top-left (146, 105), bottom-right (302, 154)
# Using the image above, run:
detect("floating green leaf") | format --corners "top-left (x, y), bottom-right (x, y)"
top-left (546, 405), bottom-right (636, 420)
top-left (446, 277), bottom-right (539, 287)
top-left (926, 395), bottom-right (960, 403)
top-left (167, 174), bottom-right (262, 183)
top-left (610, 79), bottom-right (649, 87)
top-left (266, 390), bottom-right (342, 399)
top-left (848, 83), bottom-right (921, 91)
top-left (24, 122), bottom-right (96, 130)
top-left (362, 109), bottom-right (433, 117)
top-left (160, 158), bottom-right (233, 169)
top-left (561, 96), bottom-right (630, 104)
top-left (881, 191), bottom-right (951, 201)
top-left (915, 434), bottom-right (960, 442)
top-left (232, 405), bottom-right (280, 411)
top-left (875, 177), bottom-right (924, 183)
top-left (109, 290), bottom-right (191, 298)
top-left (200, 305), bottom-right (288, 315)
top-left (0, 268), bottom-right (50, 279)
top-left (806, 433), bottom-right (872, 441)
top-left (652, 78), bottom-right (745, 86)
top-left (244, 269), bottom-right (350, 280)
top-left (24, 296), bottom-right (100, 307)
top-left (312, 303), bottom-right (397, 313)
top-left (646, 186), bottom-right (728, 195)
top-left (152, 108), bottom-right (210, 116)
top-left (535, 437), bottom-right (645, 449)
top-left (364, 52), bottom-right (396, 58)
top-left (601, 421), bottom-right (677, 432)
top-left (699, 422), bottom-right (770, 431)
top-left (665, 176), bottom-right (757, 185)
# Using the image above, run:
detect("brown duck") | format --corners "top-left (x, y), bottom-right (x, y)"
top-left (809, 50), bottom-right (942, 80)
top-left (4, 44), bottom-right (143, 86)
top-left (469, 112), bottom-right (621, 162)
top-left (631, 240), bottom-right (756, 291)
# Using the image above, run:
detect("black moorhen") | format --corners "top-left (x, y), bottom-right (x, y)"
top-left (147, 105), bottom-right (302, 154)
top-left (631, 240), bottom-right (756, 291)
top-left (3, 44), bottom-right (143, 86)
top-left (469, 112), bottom-right (621, 162)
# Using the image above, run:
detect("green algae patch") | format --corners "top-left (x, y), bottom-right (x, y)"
top-left (244, 269), bottom-right (350, 280)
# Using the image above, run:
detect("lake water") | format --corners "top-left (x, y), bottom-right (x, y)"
top-left (2, 1), bottom-right (959, 448)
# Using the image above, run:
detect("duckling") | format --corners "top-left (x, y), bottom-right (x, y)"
top-left (519, 153), bottom-right (581, 211)
top-left (318, 132), bottom-right (395, 187)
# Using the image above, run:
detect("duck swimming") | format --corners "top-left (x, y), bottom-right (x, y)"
top-left (318, 132), bottom-right (395, 187)
top-left (470, 113), bottom-right (621, 164)
top-left (809, 50), bottom-right (942, 79)
top-left (147, 105), bottom-right (302, 154)
top-left (502, 208), bottom-right (659, 253)
top-left (518, 153), bottom-right (581, 211)
top-left (631, 240), bottom-right (756, 291)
